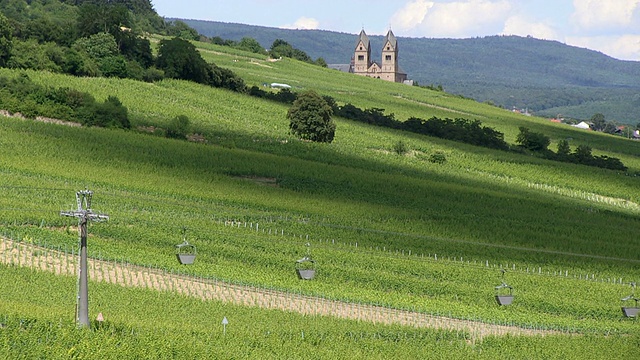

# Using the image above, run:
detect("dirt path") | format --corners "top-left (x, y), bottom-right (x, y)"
top-left (0, 238), bottom-right (558, 341)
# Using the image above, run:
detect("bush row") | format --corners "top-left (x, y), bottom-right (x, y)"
top-left (252, 86), bottom-right (626, 171)
top-left (516, 128), bottom-right (627, 171)
top-left (0, 74), bottom-right (129, 128)
top-left (335, 104), bottom-right (509, 150)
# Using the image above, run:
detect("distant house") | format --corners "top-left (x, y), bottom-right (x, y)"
top-left (633, 130), bottom-right (640, 139)
top-left (572, 121), bottom-right (591, 130)
top-left (328, 29), bottom-right (409, 84)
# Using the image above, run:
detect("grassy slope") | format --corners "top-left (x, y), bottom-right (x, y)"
top-left (195, 41), bottom-right (640, 161)
top-left (0, 40), bottom-right (639, 354)
top-left (3, 67), bottom-right (638, 267)
top-left (2, 265), bottom-right (637, 359)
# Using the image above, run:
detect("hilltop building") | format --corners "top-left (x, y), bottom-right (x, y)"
top-left (329, 29), bottom-right (410, 84)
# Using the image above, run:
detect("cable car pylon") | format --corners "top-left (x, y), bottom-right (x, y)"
top-left (60, 189), bottom-right (109, 328)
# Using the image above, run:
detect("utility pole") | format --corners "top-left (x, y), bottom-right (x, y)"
top-left (60, 190), bottom-right (109, 328)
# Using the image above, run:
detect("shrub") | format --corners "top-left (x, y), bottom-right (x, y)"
top-left (142, 66), bottom-right (164, 82)
top-left (428, 151), bottom-right (447, 164)
top-left (516, 127), bottom-right (550, 152)
top-left (166, 115), bottom-right (190, 139)
top-left (393, 140), bottom-right (409, 155)
top-left (98, 55), bottom-right (128, 78)
top-left (556, 139), bottom-right (571, 160)
top-left (84, 95), bottom-right (130, 128)
top-left (7, 39), bottom-right (63, 72)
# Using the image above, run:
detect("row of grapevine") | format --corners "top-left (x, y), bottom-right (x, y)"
top-left (222, 220), bottom-right (636, 285)
top-left (0, 236), bottom-right (566, 340)
top-left (1, 248), bottom-right (638, 359)
top-left (2, 230), bottom-right (637, 336)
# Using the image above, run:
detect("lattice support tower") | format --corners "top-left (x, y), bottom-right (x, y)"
top-left (60, 189), bottom-right (109, 328)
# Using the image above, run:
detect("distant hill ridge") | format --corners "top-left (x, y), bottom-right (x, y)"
top-left (180, 19), bottom-right (640, 125)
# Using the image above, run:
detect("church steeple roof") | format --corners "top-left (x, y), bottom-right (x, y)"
top-left (355, 29), bottom-right (370, 49)
top-left (384, 29), bottom-right (397, 49)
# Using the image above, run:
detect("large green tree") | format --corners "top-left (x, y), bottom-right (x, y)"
top-left (270, 39), bottom-right (312, 62)
top-left (590, 113), bottom-right (606, 131)
top-left (156, 37), bottom-right (212, 84)
top-left (287, 90), bottom-right (335, 143)
top-left (165, 20), bottom-right (199, 41)
top-left (77, 2), bottom-right (131, 39)
top-left (73, 32), bottom-right (127, 77)
top-left (237, 37), bottom-right (266, 55)
top-left (0, 12), bottom-right (13, 67)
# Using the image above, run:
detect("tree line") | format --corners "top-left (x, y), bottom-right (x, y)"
top-left (281, 90), bottom-right (626, 171)
top-left (0, 0), bottom-right (172, 81)
top-left (515, 127), bottom-right (627, 171)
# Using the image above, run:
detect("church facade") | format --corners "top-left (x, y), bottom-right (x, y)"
top-left (330, 29), bottom-right (408, 84)
top-left (353, 29), bottom-right (407, 83)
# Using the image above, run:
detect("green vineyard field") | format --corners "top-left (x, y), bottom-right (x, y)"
top-left (0, 37), bottom-right (639, 358)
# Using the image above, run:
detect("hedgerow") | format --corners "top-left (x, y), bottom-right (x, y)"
top-left (0, 73), bottom-right (130, 128)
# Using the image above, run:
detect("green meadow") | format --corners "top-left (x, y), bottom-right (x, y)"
top-left (0, 40), bottom-right (639, 358)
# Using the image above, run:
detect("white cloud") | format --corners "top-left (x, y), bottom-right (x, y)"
top-left (282, 17), bottom-right (320, 30)
top-left (390, 0), bottom-right (434, 32)
top-left (502, 15), bottom-right (559, 41)
top-left (386, 0), bottom-right (640, 60)
top-left (571, 0), bottom-right (640, 32)
top-left (567, 34), bottom-right (640, 61)
top-left (392, 0), bottom-right (513, 38)
top-left (567, 0), bottom-right (640, 60)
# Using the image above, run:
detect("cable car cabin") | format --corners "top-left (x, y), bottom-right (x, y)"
top-left (494, 269), bottom-right (514, 306)
top-left (622, 305), bottom-right (639, 318)
top-left (295, 256), bottom-right (316, 280)
top-left (621, 282), bottom-right (638, 318)
top-left (495, 283), bottom-right (514, 306)
top-left (176, 241), bottom-right (196, 265)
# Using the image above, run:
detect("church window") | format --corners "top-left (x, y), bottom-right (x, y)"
top-left (385, 55), bottom-right (392, 61)
top-left (358, 55), bottom-right (364, 61)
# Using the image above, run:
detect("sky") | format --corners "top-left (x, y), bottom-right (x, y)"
top-left (151, 0), bottom-right (640, 61)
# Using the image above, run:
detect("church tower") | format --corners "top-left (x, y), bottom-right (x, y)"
top-left (380, 29), bottom-right (399, 82)
top-left (344, 28), bottom-right (407, 83)
top-left (353, 29), bottom-right (371, 75)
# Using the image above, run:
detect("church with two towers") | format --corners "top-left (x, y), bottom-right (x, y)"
top-left (331, 29), bottom-right (409, 84)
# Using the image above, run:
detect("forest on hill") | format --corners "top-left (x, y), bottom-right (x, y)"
top-left (182, 19), bottom-right (640, 125)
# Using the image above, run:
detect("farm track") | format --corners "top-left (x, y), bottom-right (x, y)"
top-left (0, 237), bottom-right (559, 341)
